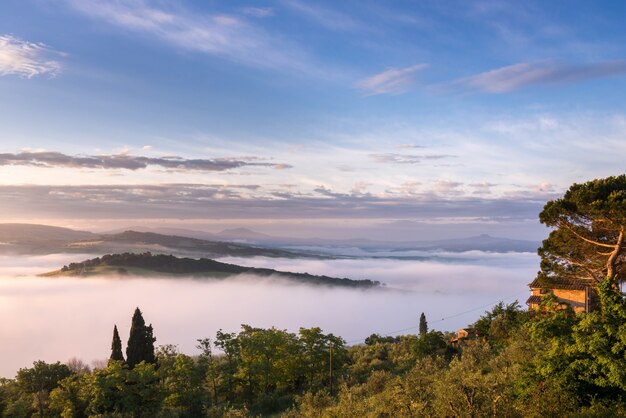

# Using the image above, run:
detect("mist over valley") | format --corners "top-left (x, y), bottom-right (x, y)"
top-left (0, 240), bottom-right (537, 378)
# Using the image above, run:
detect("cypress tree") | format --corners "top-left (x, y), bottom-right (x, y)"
top-left (110, 325), bottom-right (125, 363)
top-left (419, 312), bottom-right (428, 336)
top-left (126, 307), bottom-right (156, 368)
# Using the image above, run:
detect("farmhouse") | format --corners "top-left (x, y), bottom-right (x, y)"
top-left (526, 277), bottom-right (595, 313)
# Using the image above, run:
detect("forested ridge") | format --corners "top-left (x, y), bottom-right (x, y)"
top-left (4, 176), bottom-right (626, 417)
top-left (46, 252), bottom-right (380, 288)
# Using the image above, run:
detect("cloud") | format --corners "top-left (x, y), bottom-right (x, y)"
top-left (351, 182), bottom-right (371, 195)
top-left (395, 144), bottom-right (426, 149)
top-left (432, 180), bottom-right (463, 196)
top-left (0, 151), bottom-right (291, 172)
top-left (273, 163), bottom-right (293, 170)
top-left (356, 64), bottom-right (428, 95)
top-left (241, 7), bottom-right (274, 18)
top-left (455, 60), bottom-right (626, 93)
top-left (65, 0), bottom-right (313, 73)
top-left (470, 182), bottom-right (497, 195)
top-left (369, 153), bottom-right (454, 164)
top-left (282, 0), bottom-right (362, 31)
top-left (0, 184), bottom-right (551, 222)
top-left (0, 34), bottom-right (62, 78)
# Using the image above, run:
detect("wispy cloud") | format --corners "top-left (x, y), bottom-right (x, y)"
top-left (273, 163), bottom-right (293, 170)
top-left (356, 64), bottom-right (428, 96)
top-left (0, 151), bottom-right (291, 171)
top-left (65, 0), bottom-right (312, 73)
top-left (432, 180), bottom-right (464, 196)
top-left (470, 182), bottom-right (497, 195)
top-left (282, 0), bottom-right (362, 31)
top-left (0, 35), bottom-right (62, 78)
top-left (369, 153), bottom-right (454, 164)
top-left (241, 7), bottom-right (274, 18)
top-left (455, 60), bottom-right (626, 93)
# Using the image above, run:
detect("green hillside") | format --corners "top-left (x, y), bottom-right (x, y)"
top-left (42, 252), bottom-right (381, 288)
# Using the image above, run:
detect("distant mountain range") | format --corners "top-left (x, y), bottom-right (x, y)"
top-left (41, 252), bottom-right (381, 288)
top-left (0, 224), bottom-right (302, 258)
top-left (104, 225), bottom-right (540, 253)
top-left (0, 223), bottom-right (540, 257)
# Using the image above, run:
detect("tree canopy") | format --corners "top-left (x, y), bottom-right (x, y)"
top-left (16, 361), bottom-right (71, 418)
top-left (538, 175), bottom-right (626, 286)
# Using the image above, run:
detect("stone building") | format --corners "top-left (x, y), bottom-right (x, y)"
top-left (526, 277), bottom-right (595, 313)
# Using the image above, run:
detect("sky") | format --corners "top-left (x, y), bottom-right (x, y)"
top-left (1, 0), bottom-right (626, 239)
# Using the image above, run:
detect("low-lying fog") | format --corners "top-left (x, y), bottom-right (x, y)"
top-left (0, 251), bottom-right (538, 378)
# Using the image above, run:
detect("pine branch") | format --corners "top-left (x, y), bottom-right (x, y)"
top-left (560, 221), bottom-right (616, 248)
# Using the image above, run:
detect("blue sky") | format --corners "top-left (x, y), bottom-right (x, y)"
top-left (1, 0), bottom-right (626, 239)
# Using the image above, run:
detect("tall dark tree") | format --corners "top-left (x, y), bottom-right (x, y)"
top-left (126, 308), bottom-right (156, 368)
top-left (538, 175), bottom-right (626, 286)
top-left (109, 325), bottom-right (125, 363)
top-left (419, 312), bottom-right (428, 336)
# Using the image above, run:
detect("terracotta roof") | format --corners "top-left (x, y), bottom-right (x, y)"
top-left (526, 295), bottom-right (543, 305)
top-left (528, 277), bottom-right (591, 290)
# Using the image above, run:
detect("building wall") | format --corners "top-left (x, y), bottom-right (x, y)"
top-left (528, 287), bottom-right (588, 313)
top-left (552, 288), bottom-right (586, 312)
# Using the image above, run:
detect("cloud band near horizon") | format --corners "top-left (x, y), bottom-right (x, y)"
top-left (0, 183), bottom-right (550, 221)
top-left (0, 151), bottom-right (291, 171)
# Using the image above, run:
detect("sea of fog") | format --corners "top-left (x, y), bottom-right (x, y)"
top-left (0, 251), bottom-right (538, 378)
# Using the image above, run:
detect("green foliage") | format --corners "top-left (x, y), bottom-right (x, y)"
top-left (49, 374), bottom-right (90, 418)
top-left (433, 341), bottom-right (516, 417)
top-left (298, 327), bottom-right (346, 393)
top-left (566, 277), bottom-right (626, 393)
top-left (196, 337), bottom-right (219, 408)
top-left (514, 276), bottom-right (626, 412)
top-left (363, 333), bottom-right (399, 346)
top-left (110, 325), bottom-right (125, 364)
top-left (160, 354), bottom-right (207, 417)
top-left (214, 329), bottom-right (241, 404)
top-left (126, 307), bottom-right (156, 368)
top-left (0, 377), bottom-right (32, 418)
top-left (538, 175), bottom-right (626, 285)
top-left (16, 360), bottom-right (72, 417)
top-left (5, 303), bottom-right (626, 417)
top-left (414, 331), bottom-right (450, 359)
top-left (473, 300), bottom-right (527, 346)
top-left (87, 360), bottom-right (163, 417)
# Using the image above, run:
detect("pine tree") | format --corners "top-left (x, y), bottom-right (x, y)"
top-left (110, 325), bottom-right (125, 363)
top-left (419, 312), bottom-right (428, 336)
top-left (126, 307), bottom-right (156, 368)
top-left (538, 175), bottom-right (626, 286)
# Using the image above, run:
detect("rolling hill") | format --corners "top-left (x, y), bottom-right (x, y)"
top-left (41, 252), bottom-right (381, 288)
